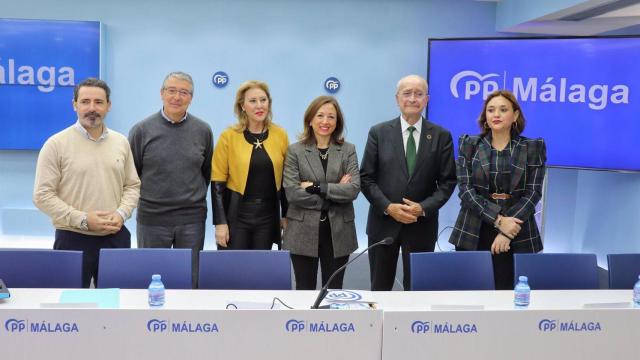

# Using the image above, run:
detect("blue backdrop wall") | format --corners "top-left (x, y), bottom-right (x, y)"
top-left (1, 0), bottom-right (639, 268)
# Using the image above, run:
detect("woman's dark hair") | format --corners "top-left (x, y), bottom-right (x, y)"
top-left (477, 89), bottom-right (526, 136)
top-left (299, 96), bottom-right (345, 145)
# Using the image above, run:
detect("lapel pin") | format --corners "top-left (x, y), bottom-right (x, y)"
top-left (426, 134), bottom-right (432, 140)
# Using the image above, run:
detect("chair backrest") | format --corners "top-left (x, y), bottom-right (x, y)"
top-left (98, 248), bottom-right (192, 289)
top-left (0, 249), bottom-right (82, 288)
top-left (607, 253), bottom-right (640, 289)
top-left (198, 250), bottom-right (292, 290)
top-left (410, 251), bottom-right (495, 291)
top-left (514, 253), bottom-right (598, 290)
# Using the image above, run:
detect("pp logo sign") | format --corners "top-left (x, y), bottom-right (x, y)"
top-left (326, 290), bottom-right (362, 302)
top-left (212, 71), bottom-right (229, 88)
top-left (538, 319), bottom-right (557, 332)
top-left (324, 77), bottom-right (340, 94)
top-left (450, 70), bottom-right (500, 100)
top-left (4, 319), bottom-right (26, 332)
top-left (411, 321), bottom-right (430, 333)
top-left (147, 319), bottom-right (168, 333)
top-left (285, 319), bottom-right (306, 332)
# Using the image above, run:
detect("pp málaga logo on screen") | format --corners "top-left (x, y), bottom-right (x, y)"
top-left (0, 58), bottom-right (75, 93)
top-left (449, 70), bottom-right (629, 110)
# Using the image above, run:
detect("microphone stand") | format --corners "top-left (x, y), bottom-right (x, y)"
top-left (311, 237), bottom-right (393, 309)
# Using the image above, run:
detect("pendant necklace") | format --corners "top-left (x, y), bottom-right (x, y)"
top-left (318, 148), bottom-right (329, 160)
top-left (250, 128), bottom-right (266, 149)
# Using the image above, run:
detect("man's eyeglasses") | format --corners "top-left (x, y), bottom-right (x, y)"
top-left (163, 87), bottom-right (192, 97)
top-left (399, 91), bottom-right (426, 99)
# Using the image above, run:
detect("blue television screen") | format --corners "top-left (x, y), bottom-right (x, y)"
top-left (0, 19), bottom-right (100, 150)
top-left (427, 37), bottom-right (640, 172)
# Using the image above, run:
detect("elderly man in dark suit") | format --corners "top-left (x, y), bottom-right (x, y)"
top-left (360, 75), bottom-right (456, 291)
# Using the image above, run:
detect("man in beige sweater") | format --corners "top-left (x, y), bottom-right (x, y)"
top-left (33, 78), bottom-right (140, 288)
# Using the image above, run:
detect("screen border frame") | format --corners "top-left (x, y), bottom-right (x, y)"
top-left (426, 35), bottom-right (640, 173)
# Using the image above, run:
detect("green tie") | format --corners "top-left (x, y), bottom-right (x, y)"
top-left (406, 126), bottom-right (417, 175)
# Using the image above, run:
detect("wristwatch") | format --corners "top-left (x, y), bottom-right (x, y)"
top-left (79, 215), bottom-right (89, 231)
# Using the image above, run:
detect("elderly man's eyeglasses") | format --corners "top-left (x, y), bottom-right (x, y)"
top-left (164, 87), bottom-right (192, 97)
top-left (399, 91), bottom-right (426, 99)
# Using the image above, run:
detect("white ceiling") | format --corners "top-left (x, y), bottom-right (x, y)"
top-left (483, 0), bottom-right (640, 35)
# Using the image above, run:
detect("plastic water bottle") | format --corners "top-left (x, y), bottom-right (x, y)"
top-left (633, 275), bottom-right (640, 308)
top-left (514, 275), bottom-right (531, 308)
top-left (148, 274), bottom-right (165, 307)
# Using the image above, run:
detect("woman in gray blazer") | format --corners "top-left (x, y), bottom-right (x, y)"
top-left (282, 96), bottom-right (360, 290)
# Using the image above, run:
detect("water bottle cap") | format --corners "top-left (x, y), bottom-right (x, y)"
top-left (152, 274), bottom-right (161, 280)
top-left (519, 275), bottom-right (528, 282)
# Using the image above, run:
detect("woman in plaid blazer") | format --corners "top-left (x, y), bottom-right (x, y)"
top-left (449, 90), bottom-right (546, 289)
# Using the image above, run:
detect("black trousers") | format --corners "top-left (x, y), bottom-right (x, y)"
top-left (456, 222), bottom-right (514, 290)
top-left (222, 199), bottom-right (277, 250)
top-left (137, 222), bottom-right (205, 289)
top-left (369, 226), bottom-right (436, 291)
top-left (54, 226), bottom-right (131, 288)
top-left (291, 218), bottom-right (349, 290)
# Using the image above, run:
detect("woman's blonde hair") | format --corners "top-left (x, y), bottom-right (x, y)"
top-left (233, 80), bottom-right (273, 131)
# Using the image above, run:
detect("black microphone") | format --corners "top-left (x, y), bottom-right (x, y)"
top-left (311, 237), bottom-right (394, 309)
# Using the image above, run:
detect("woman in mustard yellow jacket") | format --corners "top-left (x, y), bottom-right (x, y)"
top-left (211, 80), bottom-right (288, 250)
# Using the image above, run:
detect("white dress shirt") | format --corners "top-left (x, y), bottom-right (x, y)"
top-left (400, 115), bottom-right (422, 154)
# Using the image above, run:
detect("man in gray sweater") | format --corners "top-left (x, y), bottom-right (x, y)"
top-left (129, 72), bottom-right (213, 288)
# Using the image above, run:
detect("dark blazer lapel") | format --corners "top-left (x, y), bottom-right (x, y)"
top-left (477, 136), bottom-right (492, 184)
top-left (303, 143), bottom-right (326, 182)
top-left (509, 137), bottom-right (527, 192)
top-left (412, 118), bottom-right (431, 177)
top-left (326, 142), bottom-right (343, 182)
top-left (390, 118), bottom-right (409, 178)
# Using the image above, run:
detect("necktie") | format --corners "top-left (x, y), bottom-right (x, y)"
top-left (406, 126), bottom-right (416, 175)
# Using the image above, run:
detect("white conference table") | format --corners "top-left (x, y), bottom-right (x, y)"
top-left (1, 289), bottom-right (638, 360)
top-left (376, 289), bottom-right (639, 360)
top-left (1, 289), bottom-right (382, 360)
